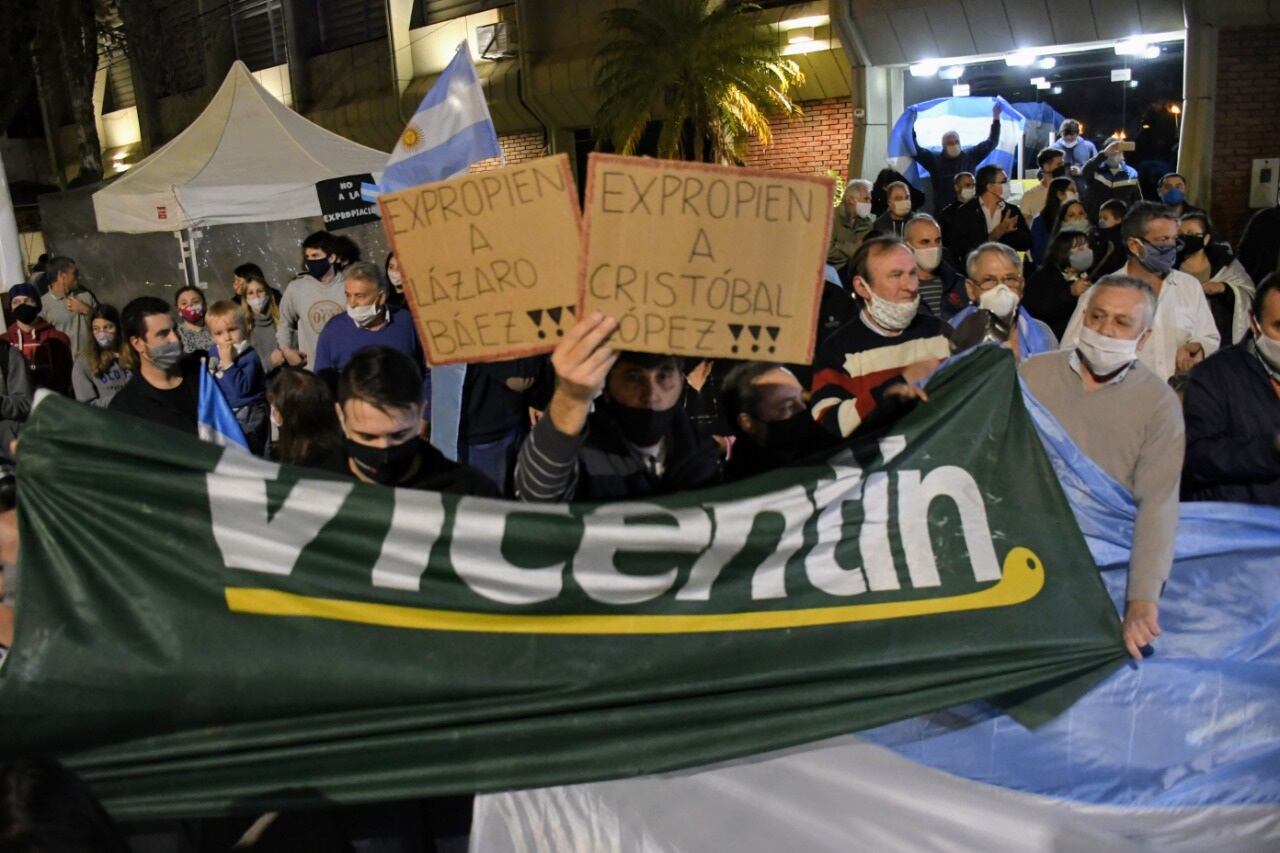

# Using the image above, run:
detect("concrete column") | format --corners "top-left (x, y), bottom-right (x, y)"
top-left (281, 0), bottom-right (314, 114)
top-left (1179, 0), bottom-right (1218, 208)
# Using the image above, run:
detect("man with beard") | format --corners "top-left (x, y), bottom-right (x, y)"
top-left (513, 312), bottom-right (721, 503)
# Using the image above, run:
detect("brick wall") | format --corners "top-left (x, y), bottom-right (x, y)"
top-left (1211, 25), bottom-right (1280, 244)
top-left (742, 98), bottom-right (853, 182)
top-left (470, 130), bottom-right (547, 172)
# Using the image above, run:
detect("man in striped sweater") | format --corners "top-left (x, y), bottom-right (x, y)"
top-left (809, 238), bottom-right (953, 437)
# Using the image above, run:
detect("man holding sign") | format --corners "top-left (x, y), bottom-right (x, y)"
top-left (513, 312), bottom-right (720, 503)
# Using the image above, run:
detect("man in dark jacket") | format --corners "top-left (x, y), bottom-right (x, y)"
top-left (719, 362), bottom-right (838, 483)
top-left (912, 103), bottom-right (1002, 209)
top-left (110, 296), bottom-right (202, 435)
top-left (941, 164), bottom-right (1031, 270)
top-left (1183, 274), bottom-right (1280, 505)
top-left (513, 313), bottom-right (720, 503)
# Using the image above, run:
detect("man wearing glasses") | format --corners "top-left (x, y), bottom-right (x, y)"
top-left (950, 243), bottom-right (1058, 360)
top-left (942, 164), bottom-right (1031, 272)
top-left (1063, 202), bottom-right (1219, 380)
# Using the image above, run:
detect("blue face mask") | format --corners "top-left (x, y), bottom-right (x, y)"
top-left (1160, 187), bottom-right (1186, 206)
top-left (1135, 239), bottom-right (1178, 276)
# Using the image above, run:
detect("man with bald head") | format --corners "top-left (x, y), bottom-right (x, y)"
top-left (1019, 274), bottom-right (1184, 662)
top-left (912, 103), bottom-right (1002, 209)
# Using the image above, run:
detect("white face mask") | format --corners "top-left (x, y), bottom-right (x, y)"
top-left (347, 302), bottom-right (382, 328)
top-left (958, 187), bottom-right (976, 203)
top-left (248, 295), bottom-right (268, 313)
top-left (945, 143), bottom-right (962, 158)
top-left (1060, 136), bottom-right (1079, 148)
top-left (1076, 325), bottom-right (1141, 376)
top-left (865, 291), bottom-right (920, 332)
top-left (93, 331), bottom-right (117, 349)
top-left (854, 201), bottom-right (873, 218)
top-left (912, 246), bottom-right (942, 272)
top-left (991, 183), bottom-right (1008, 199)
top-left (1107, 155), bottom-right (1125, 170)
top-left (1254, 330), bottom-right (1280, 375)
top-left (978, 284), bottom-right (1019, 320)
top-left (890, 199), bottom-right (912, 217)
top-left (1069, 249), bottom-right (1094, 272)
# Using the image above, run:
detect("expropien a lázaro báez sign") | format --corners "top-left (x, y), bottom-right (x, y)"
top-left (378, 154), bottom-right (583, 365)
top-left (580, 154), bottom-right (834, 365)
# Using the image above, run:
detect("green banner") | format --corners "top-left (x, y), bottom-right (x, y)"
top-left (0, 348), bottom-right (1125, 819)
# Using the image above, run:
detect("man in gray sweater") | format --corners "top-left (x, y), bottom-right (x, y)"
top-left (1019, 275), bottom-right (1183, 661)
top-left (39, 256), bottom-right (97, 356)
top-left (276, 231), bottom-right (345, 369)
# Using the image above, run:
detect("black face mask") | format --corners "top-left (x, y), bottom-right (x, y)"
top-left (1179, 234), bottom-right (1206, 256)
top-left (759, 409), bottom-right (830, 456)
top-left (12, 304), bottom-right (40, 326)
top-left (601, 398), bottom-right (678, 446)
top-left (345, 437), bottom-right (419, 485)
top-left (1048, 165), bottom-right (1067, 179)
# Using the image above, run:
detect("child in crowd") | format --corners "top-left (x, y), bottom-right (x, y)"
top-left (175, 286), bottom-right (213, 353)
top-left (71, 304), bottom-right (133, 408)
top-left (206, 300), bottom-right (269, 455)
top-left (240, 274), bottom-right (286, 370)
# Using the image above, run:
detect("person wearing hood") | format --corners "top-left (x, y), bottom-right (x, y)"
top-left (1062, 202), bottom-right (1219, 380)
top-left (1182, 273), bottom-right (1280, 506)
top-left (1082, 138), bottom-right (1142, 220)
top-left (513, 312), bottom-right (721, 503)
top-left (949, 242), bottom-right (1058, 362)
top-left (911, 103), bottom-right (1002, 209)
top-left (2, 282), bottom-right (73, 395)
top-left (719, 362), bottom-right (839, 483)
top-left (276, 230), bottom-right (346, 369)
top-left (1049, 118), bottom-right (1099, 195)
top-left (1177, 211), bottom-right (1255, 345)
top-left (1019, 275), bottom-right (1182, 661)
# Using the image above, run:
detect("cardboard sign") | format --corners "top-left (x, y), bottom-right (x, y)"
top-left (581, 154), bottom-right (833, 364)
top-left (379, 155), bottom-right (582, 365)
top-left (317, 173), bottom-right (379, 230)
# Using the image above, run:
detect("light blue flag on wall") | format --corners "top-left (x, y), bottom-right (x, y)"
top-left (888, 96), bottom-right (1026, 191)
top-left (361, 41), bottom-right (503, 462)
top-left (197, 363), bottom-right (249, 453)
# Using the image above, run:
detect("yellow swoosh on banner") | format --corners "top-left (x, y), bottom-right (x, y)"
top-left (224, 547), bottom-right (1045, 635)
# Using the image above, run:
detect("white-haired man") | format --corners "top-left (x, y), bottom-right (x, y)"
top-left (1020, 274), bottom-right (1184, 661)
top-left (828, 179), bottom-right (875, 281)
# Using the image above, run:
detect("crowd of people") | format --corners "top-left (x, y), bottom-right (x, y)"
top-left (0, 110), bottom-right (1277, 848)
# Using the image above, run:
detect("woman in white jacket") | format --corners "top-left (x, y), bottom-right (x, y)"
top-left (1178, 212), bottom-right (1256, 344)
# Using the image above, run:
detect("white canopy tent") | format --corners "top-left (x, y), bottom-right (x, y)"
top-left (92, 61), bottom-right (388, 285)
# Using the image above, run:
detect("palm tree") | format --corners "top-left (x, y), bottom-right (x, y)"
top-left (593, 0), bottom-right (804, 164)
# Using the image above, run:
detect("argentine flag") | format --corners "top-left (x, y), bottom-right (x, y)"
top-left (360, 41), bottom-right (503, 203)
top-left (197, 362), bottom-right (250, 452)
top-left (888, 96), bottom-right (1025, 194)
top-left (363, 41), bottom-right (504, 463)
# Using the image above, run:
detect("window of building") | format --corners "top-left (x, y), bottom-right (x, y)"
top-left (154, 0), bottom-right (206, 97)
top-left (232, 0), bottom-right (288, 71)
top-left (315, 0), bottom-right (388, 52)
top-left (410, 1), bottom-right (508, 29)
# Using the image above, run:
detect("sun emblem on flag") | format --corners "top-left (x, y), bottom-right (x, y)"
top-left (401, 123), bottom-right (423, 151)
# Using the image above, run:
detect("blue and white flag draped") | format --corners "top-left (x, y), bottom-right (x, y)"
top-left (363, 42), bottom-right (503, 462)
top-left (197, 362), bottom-right (249, 452)
top-left (888, 96), bottom-right (1026, 192)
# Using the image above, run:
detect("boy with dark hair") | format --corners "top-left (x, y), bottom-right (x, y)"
top-left (276, 230), bottom-right (344, 369)
top-left (326, 346), bottom-right (496, 495)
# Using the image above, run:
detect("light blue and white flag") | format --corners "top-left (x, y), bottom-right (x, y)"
top-left (198, 362), bottom-right (250, 452)
top-left (888, 96), bottom-right (1025, 191)
top-left (360, 42), bottom-right (503, 204)
top-left (363, 42), bottom-right (503, 462)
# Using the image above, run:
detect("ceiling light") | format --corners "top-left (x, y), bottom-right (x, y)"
top-left (787, 27), bottom-right (814, 44)
top-left (1035, 80), bottom-right (1051, 90)
top-left (909, 61), bottom-right (939, 77)
top-left (940, 65), bottom-right (965, 80)
top-left (1035, 57), bottom-right (1057, 70)
top-left (1051, 86), bottom-right (1063, 95)
top-left (1114, 37), bottom-right (1148, 56)
top-left (115, 163), bottom-right (131, 172)
top-left (1111, 68), bottom-right (1132, 82)
top-left (1030, 76), bottom-right (1047, 86)
top-left (1168, 103), bottom-right (1182, 115)
top-left (1142, 45), bottom-right (1161, 59)
top-left (779, 15), bottom-right (829, 30)
top-left (1005, 50), bottom-right (1038, 67)
top-left (1129, 80), bottom-right (1140, 88)
top-left (952, 84), bottom-right (970, 97)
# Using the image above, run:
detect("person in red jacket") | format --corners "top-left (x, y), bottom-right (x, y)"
top-left (3, 282), bottom-right (73, 395)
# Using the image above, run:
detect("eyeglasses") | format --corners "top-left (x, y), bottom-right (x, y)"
top-left (975, 275), bottom-right (1024, 290)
